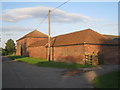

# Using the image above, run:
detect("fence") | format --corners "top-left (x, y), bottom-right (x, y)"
top-left (85, 52), bottom-right (99, 65)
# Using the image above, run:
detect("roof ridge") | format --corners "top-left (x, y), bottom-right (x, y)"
top-left (103, 34), bottom-right (120, 36)
top-left (26, 29), bottom-right (118, 48)
top-left (17, 30), bottom-right (48, 41)
top-left (53, 28), bottom-right (93, 38)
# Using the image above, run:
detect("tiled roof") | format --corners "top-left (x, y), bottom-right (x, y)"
top-left (28, 29), bottom-right (118, 47)
top-left (17, 30), bottom-right (48, 41)
top-left (103, 34), bottom-right (120, 39)
top-left (28, 38), bottom-right (48, 47)
top-left (52, 29), bottom-right (117, 46)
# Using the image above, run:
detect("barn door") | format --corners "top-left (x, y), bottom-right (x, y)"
top-left (20, 44), bottom-right (23, 56)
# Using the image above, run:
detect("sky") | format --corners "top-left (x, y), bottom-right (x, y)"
top-left (1, 1), bottom-right (118, 48)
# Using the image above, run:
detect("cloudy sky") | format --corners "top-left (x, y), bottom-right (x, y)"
top-left (1, 1), bottom-right (118, 48)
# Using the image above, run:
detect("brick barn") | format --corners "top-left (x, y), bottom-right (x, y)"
top-left (16, 29), bottom-right (119, 64)
top-left (16, 30), bottom-right (48, 56)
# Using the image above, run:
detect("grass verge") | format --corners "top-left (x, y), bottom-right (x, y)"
top-left (93, 71), bottom-right (120, 88)
top-left (7, 55), bottom-right (26, 60)
top-left (8, 55), bottom-right (94, 69)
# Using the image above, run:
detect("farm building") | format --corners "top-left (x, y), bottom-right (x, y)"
top-left (16, 29), bottom-right (119, 65)
top-left (16, 30), bottom-right (48, 56)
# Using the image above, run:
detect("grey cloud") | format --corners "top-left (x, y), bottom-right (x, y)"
top-left (2, 26), bottom-right (31, 32)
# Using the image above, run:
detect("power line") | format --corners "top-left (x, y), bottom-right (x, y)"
top-left (34, 0), bottom-right (70, 30)
top-left (34, 14), bottom-right (48, 30)
top-left (51, 0), bottom-right (70, 12)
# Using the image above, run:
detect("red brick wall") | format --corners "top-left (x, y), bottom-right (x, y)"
top-left (51, 45), bottom-right (85, 64)
top-left (100, 45), bottom-right (119, 64)
top-left (27, 46), bottom-right (47, 59)
top-left (27, 44), bottom-right (119, 64)
top-left (51, 45), bottom-right (119, 64)
top-left (27, 45), bottom-right (85, 64)
top-left (84, 45), bottom-right (119, 64)
top-left (16, 37), bottom-right (47, 56)
top-left (16, 38), bottom-right (27, 55)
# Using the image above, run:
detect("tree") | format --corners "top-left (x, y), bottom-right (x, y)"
top-left (1, 48), bottom-right (7, 56)
top-left (5, 39), bottom-right (16, 55)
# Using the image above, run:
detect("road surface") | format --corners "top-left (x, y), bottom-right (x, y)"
top-left (2, 56), bottom-right (119, 88)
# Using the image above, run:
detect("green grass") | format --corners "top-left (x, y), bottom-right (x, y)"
top-left (93, 71), bottom-right (120, 88)
top-left (7, 55), bottom-right (26, 60)
top-left (8, 55), bottom-right (94, 69)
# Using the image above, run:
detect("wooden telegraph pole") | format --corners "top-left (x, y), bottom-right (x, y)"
top-left (48, 10), bottom-right (51, 62)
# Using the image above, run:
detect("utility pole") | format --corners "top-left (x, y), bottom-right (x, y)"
top-left (48, 10), bottom-right (51, 62)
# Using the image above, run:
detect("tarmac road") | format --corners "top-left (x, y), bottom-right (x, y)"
top-left (2, 56), bottom-right (119, 88)
top-left (2, 56), bottom-right (94, 88)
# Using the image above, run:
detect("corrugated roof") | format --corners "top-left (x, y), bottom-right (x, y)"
top-left (17, 30), bottom-right (48, 41)
top-left (28, 29), bottom-right (118, 47)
